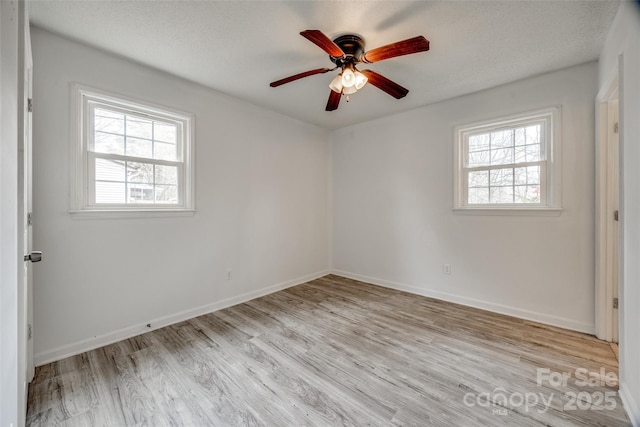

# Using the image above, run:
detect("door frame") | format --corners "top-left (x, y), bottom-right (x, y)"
top-left (595, 65), bottom-right (620, 342)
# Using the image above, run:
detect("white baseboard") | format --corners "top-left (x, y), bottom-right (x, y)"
top-left (620, 383), bottom-right (640, 427)
top-left (34, 270), bottom-right (330, 366)
top-left (332, 270), bottom-right (595, 334)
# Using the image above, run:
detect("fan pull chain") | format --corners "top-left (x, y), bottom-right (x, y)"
top-left (346, 95), bottom-right (350, 102)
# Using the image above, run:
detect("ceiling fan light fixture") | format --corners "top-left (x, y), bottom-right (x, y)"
top-left (329, 74), bottom-right (343, 93)
top-left (341, 67), bottom-right (356, 88)
top-left (343, 85), bottom-right (358, 95)
top-left (354, 70), bottom-right (368, 90)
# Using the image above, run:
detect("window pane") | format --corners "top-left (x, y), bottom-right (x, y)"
top-left (489, 186), bottom-right (514, 204)
top-left (154, 141), bottom-right (178, 161)
top-left (96, 181), bottom-right (125, 203)
top-left (491, 129), bottom-right (513, 149)
top-left (514, 145), bottom-right (526, 163)
top-left (94, 132), bottom-right (124, 155)
top-left (516, 165), bottom-right (541, 185)
top-left (126, 137), bottom-right (153, 159)
top-left (490, 168), bottom-right (513, 187)
top-left (155, 165), bottom-right (177, 185)
top-left (94, 109), bottom-right (124, 134)
top-left (468, 187), bottom-right (489, 204)
top-left (126, 116), bottom-right (153, 139)
top-left (95, 159), bottom-right (125, 181)
top-left (127, 184), bottom-right (154, 203)
top-left (469, 134), bottom-right (490, 152)
top-left (515, 185), bottom-right (540, 203)
top-left (525, 144), bottom-right (541, 162)
top-left (514, 128), bottom-right (525, 146)
top-left (490, 148), bottom-right (513, 165)
top-left (94, 108), bottom-right (123, 120)
top-left (127, 162), bottom-right (154, 184)
top-left (154, 122), bottom-right (177, 143)
top-left (514, 167), bottom-right (527, 185)
top-left (155, 185), bottom-right (178, 203)
top-left (527, 166), bottom-right (541, 184)
top-left (468, 150), bottom-right (490, 167)
top-left (468, 170), bottom-right (488, 188)
top-left (525, 125), bottom-right (541, 145)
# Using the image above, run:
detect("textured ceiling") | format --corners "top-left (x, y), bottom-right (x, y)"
top-left (29, 0), bottom-right (619, 130)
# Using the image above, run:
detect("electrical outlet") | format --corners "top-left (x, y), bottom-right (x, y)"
top-left (443, 264), bottom-right (451, 275)
top-left (226, 270), bottom-right (232, 280)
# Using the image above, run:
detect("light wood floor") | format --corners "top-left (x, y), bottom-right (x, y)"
top-left (27, 275), bottom-right (630, 426)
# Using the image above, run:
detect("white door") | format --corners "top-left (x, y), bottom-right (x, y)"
top-left (604, 95), bottom-right (619, 344)
top-left (19, 19), bottom-right (36, 390)
top-left (596, 72), bottom-right (620, 343)
top-left (23, 47), bottom-right (35, 382)
top-left (610, 100), bottom-right (619, 343)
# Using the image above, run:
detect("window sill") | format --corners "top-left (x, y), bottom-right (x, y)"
top-left (68, 209), bottom-right (196, 220)
top-left (453, 207), bottom-right (563, 217)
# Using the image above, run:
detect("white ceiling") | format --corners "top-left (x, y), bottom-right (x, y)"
top-left (29, 0), bottom-right (618, 130)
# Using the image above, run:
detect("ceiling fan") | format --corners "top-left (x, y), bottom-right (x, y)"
top-left (270, 30), bottom-right (430, 111)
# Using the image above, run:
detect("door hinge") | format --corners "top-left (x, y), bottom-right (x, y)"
top-left (27, 212), bottom-right (33, 226)
top-left (27, 98), bottom-right (33, 113)
top-left (614, 210), bottom-right (619, 221)
top-left (27, 324), bottom-right (32, 340)
top-left (613, 298), bottom-right (619, 309)
top-left (614, 122), bottom-right (619, 134)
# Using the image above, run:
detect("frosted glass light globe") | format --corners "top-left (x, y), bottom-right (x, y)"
top-left (329, 74), bottom-right (343, 93)
top-left (354, 71), bottom-right (368, 90)
top-left (343, 85), bottom-right (358, 95)
top-left (341, 68), bottom-right (355, 88)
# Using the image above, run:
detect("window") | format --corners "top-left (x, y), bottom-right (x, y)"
top-left (71, 86), bottom-right (195, 216)
top-left (454, 107), bottom-right (561, 214)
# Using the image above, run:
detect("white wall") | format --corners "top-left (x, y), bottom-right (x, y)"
top-left (31, 27), bottom-right (330, 364)
top-left (600, 2), bottom-right (640, 425)
top-left (332, 62), bottom-right (598, 333)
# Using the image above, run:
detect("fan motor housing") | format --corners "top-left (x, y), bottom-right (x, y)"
top-left (330, 34), bottom-right (365, 66)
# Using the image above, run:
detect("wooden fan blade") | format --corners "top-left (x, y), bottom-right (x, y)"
top-left (360, 70), bottom-right (409, 99)
top-left (326, 89), bottom-right (341, 111)
top-left (360, 36), bottom-right (430, 64)
top-left (300, 30), bottom-right (345, 57)
top-left (270, 68), bottom-right (332, 87)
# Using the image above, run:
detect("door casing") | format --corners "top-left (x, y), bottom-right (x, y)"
top-left (595, 64), bottom-right (621, 343)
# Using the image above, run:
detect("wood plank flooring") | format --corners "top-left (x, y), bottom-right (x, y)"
top-left (27, 275), bottom-right (631, 426)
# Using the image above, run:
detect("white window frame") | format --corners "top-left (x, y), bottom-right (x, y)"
top-left (70, 85), bottom-right (195, 218)
top-left (453, 106), bottom-right (562, 215)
